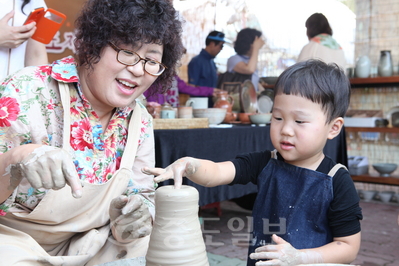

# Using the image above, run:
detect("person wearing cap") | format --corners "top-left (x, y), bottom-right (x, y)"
top-left (188, 30), bottom-right (227, 94)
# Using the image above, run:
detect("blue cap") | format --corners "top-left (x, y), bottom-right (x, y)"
top-left (206, 33), bottom-right (231, 43)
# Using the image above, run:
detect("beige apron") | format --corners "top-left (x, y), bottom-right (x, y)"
top-left (0, 83), bottom-right (149, 265)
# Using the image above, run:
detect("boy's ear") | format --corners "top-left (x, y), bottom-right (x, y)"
top-left (328, 117), bottom-right (344, 140)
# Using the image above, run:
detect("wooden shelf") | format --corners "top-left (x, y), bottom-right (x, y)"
top-left (349, 76), bottom-right (399, 87)
top-left (352, 174), bottom-right (399, 186)
top-left (345, 127), bottom-right (399, 133)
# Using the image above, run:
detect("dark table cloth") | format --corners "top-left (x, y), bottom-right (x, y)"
top-left (154, 125), bottom-right (347, 206)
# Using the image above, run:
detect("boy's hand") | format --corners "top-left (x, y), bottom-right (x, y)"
top-left (142, 157), bottom-right (198, 189)
top-left (249, 234), bottom-right (323, 265)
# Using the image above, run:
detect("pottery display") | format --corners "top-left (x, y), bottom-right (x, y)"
top-left (355, 55), bottom-right (371, 78)
top-left (186, 97), bottom-right (208, 109)
top-left (193, 108), bottom-right (227, 125)
top-left (213, 90), bottom-right (234, 123)
top-left (372, 163), bottom-right (398, 176)
top-left (161, 103), bottom-right (176, 119)
top-left (146, 102), bottom-right (161, 119)
top-left (378, 50), bottom-right (393, 77)
top-left (249, 113), bottom-right (272, 125)
top-left (146, 185), bottom-right (209, 266)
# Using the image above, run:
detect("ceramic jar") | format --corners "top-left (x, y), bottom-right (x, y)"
top-left (213, 91), bottom-right (235, 123)
top-left (378, 50), bottom-right (393, 77)
top-left (355, 55), bottom-right (371, 78)
top-left (161, 103), bottom-right (175, 119)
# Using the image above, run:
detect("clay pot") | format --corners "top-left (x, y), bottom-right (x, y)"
top-left (223, 112), bottom-right (238, 123)
top-left (146, 102), bottom-right (161, 119)
top-left (213, 91), bottom-right (234, 112)
top-left (238, 112), bottom-right (254, 124)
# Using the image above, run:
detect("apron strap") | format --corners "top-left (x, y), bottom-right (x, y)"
top-left (58, 82), bottom-right (142, 169)
top-left (119, 102), bottom-right (142, 169)
top-left (328, 163), bottom-right (347, 177)
top-left (270, 149), bottom-right (347, 177)
top-left (58, 82), bottom-right (71, 148)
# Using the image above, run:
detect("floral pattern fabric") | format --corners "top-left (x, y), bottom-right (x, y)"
top-left (0, 56), bottom-right (156, 216)
top-left (311, 34), bottom-right (342, 50)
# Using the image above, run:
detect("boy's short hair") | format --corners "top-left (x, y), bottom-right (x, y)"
top-left (274, 59), bottom-right (351, 123)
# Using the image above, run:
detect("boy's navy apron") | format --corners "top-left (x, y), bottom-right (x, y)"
top-left (247, 151), bottom-right (344, 266)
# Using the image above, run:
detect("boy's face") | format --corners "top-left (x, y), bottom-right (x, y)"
top-left (270, 93), bottom-right (342, 169)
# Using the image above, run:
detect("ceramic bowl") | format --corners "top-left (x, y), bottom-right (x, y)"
top-left (238, 112), bottom-right (254, 123)
top-left (372, 163), bottom-right (398, 177)
top-left (249, 113), bottom-right (272, 125)
top-left (193, 108), bottom-right (227, 125)
top-left (377, 191), bottom-right (394, 203)
top-left (360, 190), bottom-right (377, 202)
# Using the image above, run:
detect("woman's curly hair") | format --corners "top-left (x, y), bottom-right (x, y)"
top-left (74, 0), bottom-right (183, 90)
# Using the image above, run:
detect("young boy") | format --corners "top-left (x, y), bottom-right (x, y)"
top-left (143, 60), bottom-right (362, 265)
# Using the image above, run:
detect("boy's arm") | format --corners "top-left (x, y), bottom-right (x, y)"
top-left (250, 232), bottom-right (361, 265)
top-left (142, 157), bottom-right (236, 188)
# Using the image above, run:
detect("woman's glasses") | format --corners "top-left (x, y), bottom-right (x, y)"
top-left (109, 42), bottom-right (167, 76)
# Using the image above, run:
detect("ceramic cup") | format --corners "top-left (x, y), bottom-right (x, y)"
top-left (178, 106), bottom-right (193, 118)
top-left (185, 97), bottom-right (208, 109)
top-left (161, 109), bottom-right (176, 119)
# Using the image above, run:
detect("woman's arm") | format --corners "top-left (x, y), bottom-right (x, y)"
top-left (25, 38), bottom-right (48, 67)
top-left (233, 36), bottom-right (265, 75)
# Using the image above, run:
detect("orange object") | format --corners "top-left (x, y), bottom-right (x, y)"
top-left (24, 7), bottom-right (66, 44)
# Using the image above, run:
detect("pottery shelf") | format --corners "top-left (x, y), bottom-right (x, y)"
top-left (345, 126), bottom-right (399, 185)
top-left (349, 76), bottom-right (399, 88)
top-left (345, 126), bottom-right (399, 133)
top-left (351, 174), bottom-right (399, 186)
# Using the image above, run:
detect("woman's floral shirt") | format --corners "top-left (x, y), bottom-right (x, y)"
top-left (0, 57), bottom-right (156, 216)
top-left (311, 33), bottom-right (342, 50)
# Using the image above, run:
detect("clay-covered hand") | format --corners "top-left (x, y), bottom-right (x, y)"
top-left (0, 10), bottom-right (36, 49)
top-left (109, 195), bottom-right (152, 243)
top-left (249, 234), bottom-right (323, 265)
top-left (142, 157), bottom-right (197, 189)
top-left (10, 145), bottom-right (82, 198)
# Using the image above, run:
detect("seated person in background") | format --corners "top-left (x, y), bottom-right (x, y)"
top-left (297, 13), bottom-right (346, 69)
top-left (144, 75), bottom-right (220, 107)
top-left (144, 60), bottom-right (362, 266)
top-left (226, 28), bottom-right (265, 92)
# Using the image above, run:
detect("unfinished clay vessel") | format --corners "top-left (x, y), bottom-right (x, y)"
top-left (146, 185), bottom-right (209, 266)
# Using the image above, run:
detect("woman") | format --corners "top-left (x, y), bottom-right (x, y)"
top-left (0, 0), bottom-right (48, 80)
top-left (226, 28), bottom-right (265, 92)
top-left (297, 13), bottom-right (346, 69)
top-left (0, 0), bottom-right (183, 265)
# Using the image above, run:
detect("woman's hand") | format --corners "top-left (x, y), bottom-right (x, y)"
top-left (249, 234), bottom-right (323, 265)
top-left (109, 195), bottom-right (152, 243)
top-left (9, 145), bottom-right (83, 198)
top-left (252, 36), bottom-right (265, 51)
top-left (142, 157), bottom-right (199, 189)
top-left (0, 11), bottom-right (36, 49)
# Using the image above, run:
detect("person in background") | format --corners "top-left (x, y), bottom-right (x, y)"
top-left (297, 13), bottom-right (346, 70)
top-left (144, 75), bottom-right (220, 107)
top-left (143, 60), bottom-right (362, 266)
top-left (0, 0), bottom-right (48, 80)
top-left (0, 0), bottom-right (183, 265)
top-left (227, 28), bottom-right (265, 92)
top-left (188, 30), bottom-right (228, 106)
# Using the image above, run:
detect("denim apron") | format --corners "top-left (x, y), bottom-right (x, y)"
top-left (247, 151), bottom-right (344, 266)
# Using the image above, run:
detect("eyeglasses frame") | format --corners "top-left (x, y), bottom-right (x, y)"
top-left (108, 42), bottom-right (167, 77)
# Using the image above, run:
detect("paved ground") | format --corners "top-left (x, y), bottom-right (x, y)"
top-left (201, 198), bottom-right (399, 265)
